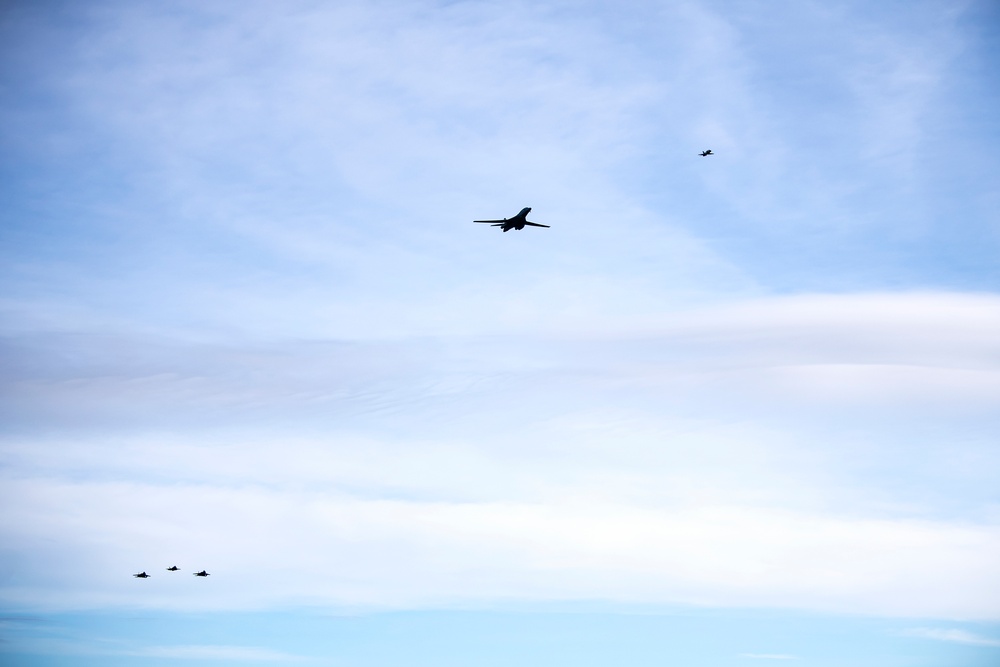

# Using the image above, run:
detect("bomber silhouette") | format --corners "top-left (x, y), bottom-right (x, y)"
top-left (699, 149), bottom-right (713, 156)
top-left (474, 207), bottom-right (549, 232)
top-left (193, 570), bottom-right (210, 577)
top-left (166, 566), bottom-right (180, 571)
top-left (133, 571), bottom-right (150, 578)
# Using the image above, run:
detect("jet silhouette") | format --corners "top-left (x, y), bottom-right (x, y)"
top-left (133, 571), bottom-right (150, 578)
top-left (166, 566), bottom-right (180, 571)
top-left (474, 207), bottom-right (549, 232)
top-left (193, 570), bottom-right (210, 577)
top-left (699, 149), bottom-right (713, 157)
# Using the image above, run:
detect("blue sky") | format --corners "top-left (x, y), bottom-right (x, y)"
top-left (1, 0), bottom-right (999, 665)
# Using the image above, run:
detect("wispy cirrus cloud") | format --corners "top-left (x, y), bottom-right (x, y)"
top-left (0, 636), bottom-right (308, 662)
top-left (125, 644), bottom-right (309, 661)
top-left (3, 468), bottom-right (1000, 617)
top-left (1, 291), bottom-right (998, 618)
top-left (902, 628), bottom-right (1000, 647)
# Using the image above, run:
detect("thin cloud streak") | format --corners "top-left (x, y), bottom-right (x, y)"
top-left (126, 644), bottom-right (309, 661)
top-left (902, 628), bottom-right (1000, 647)
top-left (0, 635), bottom-right (308, 662)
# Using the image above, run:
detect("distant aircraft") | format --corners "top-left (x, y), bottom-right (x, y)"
top-left (699, 149), bottom-right (713, 157)
top-left (474, 207), bottom-right (549, 232)
top-left (193, 570), bottom-right (210, 577)
top-left (133, 571), bottom-right (150, 578)
top-left (166, 566), bottom-right (180, 571)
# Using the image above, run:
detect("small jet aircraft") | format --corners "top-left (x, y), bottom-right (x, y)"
top-left (699, 149), bottom-right (713, 157)
top-left (133, 571), bottom-right (150, 578)
top-left (166, 566), bottom-right (180, 571)
top-left (193, 570), bottom-right (210, 577)
top-left (474, 207), bottom-right (549, 232)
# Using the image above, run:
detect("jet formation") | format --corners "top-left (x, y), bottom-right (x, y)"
top-left (133, 567), bottom-right (210, 578)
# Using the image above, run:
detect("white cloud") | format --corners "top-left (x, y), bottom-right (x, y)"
top-left (2, 470), bottom-right (999, 618)
top-left (2, 292), bottom-right (998, 622)
top-left (0, 635), bottom-right (308, 662)
top-left (902, 628), bottom-right (1000, 647)
top-left (127, 644), bottom-right (308, 661)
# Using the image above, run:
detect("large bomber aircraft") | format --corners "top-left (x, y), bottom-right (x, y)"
top-left (474, 207), bottom-right (549, 232)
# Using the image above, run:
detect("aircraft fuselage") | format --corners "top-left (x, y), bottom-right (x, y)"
top-left (501, 207), bottom-right (531, 232)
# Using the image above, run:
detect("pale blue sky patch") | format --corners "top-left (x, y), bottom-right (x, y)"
top-left (740, 654), bottom-right (798, 660)
top-left (3, 609), bottom-right (999, 667)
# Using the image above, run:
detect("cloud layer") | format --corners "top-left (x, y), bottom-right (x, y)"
top-left (2, 293), bottom-right (998, 617)
top-left (1, 0), bottom-right (998, 638)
